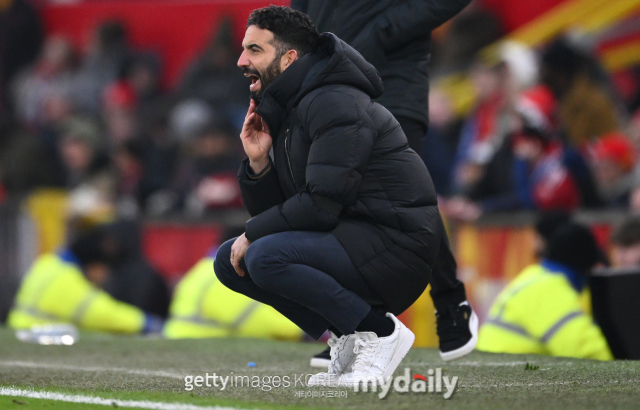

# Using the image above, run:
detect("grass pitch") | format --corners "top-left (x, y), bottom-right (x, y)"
top-left (0, 327), bottom-right (639, 410)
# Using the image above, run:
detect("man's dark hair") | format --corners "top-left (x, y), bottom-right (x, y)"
top-left (247, 5), bottom-right (320, 59)
top-left (69, 226), bottom-right (108, 266)
top-left (534, 210), bottom-right (572, 243)
top-left (546, 222), bottom-right (601, 274)
top-left (611, 217), bottom-right (640, 247)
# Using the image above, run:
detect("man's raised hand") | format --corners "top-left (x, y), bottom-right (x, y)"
top-left (241, 99), bottom-right (272, 173)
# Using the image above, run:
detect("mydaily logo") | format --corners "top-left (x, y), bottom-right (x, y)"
top-left (352, 368), bottom-right (458, 399)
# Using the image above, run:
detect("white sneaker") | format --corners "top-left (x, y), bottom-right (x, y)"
top-left (307, 332), bottom-right (357, 386)
top-left (339, 313), bottom-right (415, 388)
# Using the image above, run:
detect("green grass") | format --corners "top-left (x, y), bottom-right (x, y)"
top-left (1, 327), bottom-right (639, 410)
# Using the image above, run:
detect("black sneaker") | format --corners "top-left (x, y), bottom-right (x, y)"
top-left (436, 301), bottom-right (478, 361)
top-left (309, 346), bottom-right (331, 368)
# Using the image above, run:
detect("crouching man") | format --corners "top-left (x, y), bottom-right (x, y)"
top-left (215, 6), bottom-right (473, 387)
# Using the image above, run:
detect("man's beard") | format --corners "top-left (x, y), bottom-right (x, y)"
top-left (244, 56), bottom-right (283, 100)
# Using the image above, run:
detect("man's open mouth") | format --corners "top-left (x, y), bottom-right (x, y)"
top-left (246, 74), bottom-right (261, 91)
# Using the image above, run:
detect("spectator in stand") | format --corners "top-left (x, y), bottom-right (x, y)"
top-left (133, 101), bottom-right (180, 217)
top-left (444, 85), bottom-right (599, 220)
top-left (610, 217), bottom-right (640, 268)
top-left (421, 87), bottom-right (463, 195)
top-left (58, 118), bottom-right (110, 188)
top-left (122, 53), bottom-right (163, 118)
top-left (72, 20), bottom-right (131, 116)
top-left (450, 42), bottom-right (538, 198)
top-left (58, 117), bottom-right (116, 224)
top-left (0, 125), bottom-right (65, 192)
top-left (173, 122), bottom-right (244, 216)
top-left (540, 37), bottom-right (622, 149)
top-left (102, 80), bottom-right (138, 146)
top-left (0, 0), bottom-right (43, 112)
top-left (112, 138), bottom-right (146, 217)
top-left (5, 37), bottom-right (76, 193)
top-left (11, 36), bottom-right (76, 128)
top-left (588, 132), bottom-right (638, 208)
top-left (178, 17), bottom-right (249, 130)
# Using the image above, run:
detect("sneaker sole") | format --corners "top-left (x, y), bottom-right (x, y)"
top-left (309, 357), bottom-right (331, 368)
top-left (439, 310), bottom-right (479, 362)
top-left (383, 325), bottom-right (415, 381)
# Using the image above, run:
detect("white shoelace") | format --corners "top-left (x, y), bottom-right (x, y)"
top-left (351, 337), bottom-right (380, 373)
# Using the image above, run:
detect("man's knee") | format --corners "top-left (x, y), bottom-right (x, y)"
top-left (213, 238), bottom-right (242, 288)
top-left (245, 236), bottom-right (284, 290)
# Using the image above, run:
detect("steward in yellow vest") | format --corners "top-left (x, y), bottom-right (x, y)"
top-left (478, 222), bottom-right (612, 360)
top-left (163, 248), bottom-right (302, 340)
top-left (8, 228), bottom-right (162, 334)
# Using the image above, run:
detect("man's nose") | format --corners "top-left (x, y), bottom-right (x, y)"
top-left (238, 51), bottom-right (249, 68)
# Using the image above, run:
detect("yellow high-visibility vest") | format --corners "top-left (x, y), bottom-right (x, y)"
top-left (7, 253), bottom-right (145, 333)
top-left (163, 257), bottom-right (302, 340)
top-left (477, 263), bottom-right (613, 360)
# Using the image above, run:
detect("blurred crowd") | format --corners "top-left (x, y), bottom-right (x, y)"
top-left (1, 1), bottom-right (640, 224)
top-left (427, 7), bottom-right (640, 220)
top-left (0, 2), bottom-right (248, 221)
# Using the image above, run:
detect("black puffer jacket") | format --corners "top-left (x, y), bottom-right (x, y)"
top-left (239, 34), bottom-right (441, 314)
top-left (292, 0), bottom-right (472, 128)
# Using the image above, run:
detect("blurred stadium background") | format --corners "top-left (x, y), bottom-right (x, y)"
top-left (2, 0), bottom-right (640, 408)
top-left (1, 0), bottom-right (640, 364)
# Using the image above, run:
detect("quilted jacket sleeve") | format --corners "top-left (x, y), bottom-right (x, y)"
top-left (374, 0), bottom-right (472, 52)
top-left (238, 157), bottom-right (286, 217)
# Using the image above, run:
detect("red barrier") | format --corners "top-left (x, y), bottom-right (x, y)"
top-left (142, 223), bottom-right (222, 284)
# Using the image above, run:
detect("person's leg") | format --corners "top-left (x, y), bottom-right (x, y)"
top-left (214, 238), bottom-right (333, 339)
top-left (215, 232), bottom-right (388, 339)
top-left (428, 215), bottom-right (478, 361)
top-left (429, 215), bottom-right (467, 309)
top-left (244, 231), bottom-right (389, 337)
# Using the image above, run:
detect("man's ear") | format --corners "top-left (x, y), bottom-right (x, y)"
top-left (280, 49), bottom-right (299, 71)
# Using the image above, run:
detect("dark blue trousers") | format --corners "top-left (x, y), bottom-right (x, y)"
top-left (214, 231), bottom-right (383, 339)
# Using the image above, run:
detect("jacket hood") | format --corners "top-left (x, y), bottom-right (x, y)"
top-left (302, 33), bottom-right (384, 100)
top-left (257, 33), bottom-right (384, 136)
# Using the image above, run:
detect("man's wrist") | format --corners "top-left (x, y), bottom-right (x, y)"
top-left (249, 158), bottom-right (270, 173)
top-left (248, 158), bottom-right (271, 179)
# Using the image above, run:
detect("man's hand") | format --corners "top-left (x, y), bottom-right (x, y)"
top-left (230, 233), bottom-right (251, 277)
top-left (241, 99), bottom-right (272, 173)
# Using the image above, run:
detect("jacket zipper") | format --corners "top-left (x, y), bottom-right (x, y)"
top-left (284, 128), bottom-right (297, 187)
top-left (284, 108), bottom-right (297, 187)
